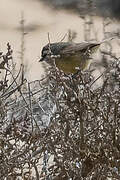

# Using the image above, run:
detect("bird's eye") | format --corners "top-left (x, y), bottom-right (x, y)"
top-left (42, 50), bottom-right (49, 57)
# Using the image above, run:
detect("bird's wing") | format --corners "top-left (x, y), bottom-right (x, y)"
top-left (60, 42), bottom-right (92, 55)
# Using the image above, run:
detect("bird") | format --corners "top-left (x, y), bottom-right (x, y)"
top-left (39, 39), bottom-right (113, 74)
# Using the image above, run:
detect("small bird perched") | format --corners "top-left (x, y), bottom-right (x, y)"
top-left (39, 40), bottom-right (111, 73)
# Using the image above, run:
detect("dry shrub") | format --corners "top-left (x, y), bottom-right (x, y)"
top-left (41, 60), bottom-right (120, 179)
top-left (0, 44), bottom-right (120, 179)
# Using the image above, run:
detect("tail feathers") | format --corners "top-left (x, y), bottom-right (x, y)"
top-left (100, 37), bottom-right (116, 44)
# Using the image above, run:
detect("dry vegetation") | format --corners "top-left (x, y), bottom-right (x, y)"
top-left (0, 16), bottom-right (120, 180)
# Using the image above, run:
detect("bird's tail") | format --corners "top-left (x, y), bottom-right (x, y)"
top-left (100, 37), bottom-right (116, 44)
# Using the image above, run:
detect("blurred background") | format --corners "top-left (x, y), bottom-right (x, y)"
top-left (1, 0), bottom-right (120, 81)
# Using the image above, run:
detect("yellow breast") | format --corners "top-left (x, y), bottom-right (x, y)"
top-left (55, 55), bottom-right (91, 74)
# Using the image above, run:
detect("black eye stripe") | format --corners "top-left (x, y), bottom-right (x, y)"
top-left (42, 50), bottom-right (53, 58)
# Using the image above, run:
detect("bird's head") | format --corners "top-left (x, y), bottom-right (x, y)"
top-left (39, 45), bottom-right (52, 62)
top-left (39, 42), bottom-right (72, 62)
top-left (39, 43), bottom-right (62, 62)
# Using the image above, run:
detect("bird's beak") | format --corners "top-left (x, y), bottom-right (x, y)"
top-left (39, 55), bottom-right (51, 62)
top-left (39, 57), bottom-right (44, 62)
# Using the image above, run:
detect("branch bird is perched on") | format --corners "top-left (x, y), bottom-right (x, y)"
top-left (39, 40), bottom-right (111, 74)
